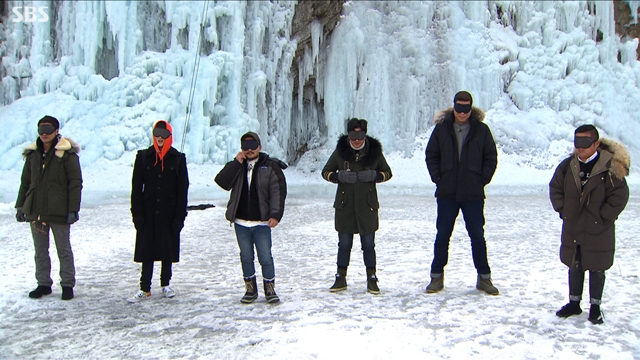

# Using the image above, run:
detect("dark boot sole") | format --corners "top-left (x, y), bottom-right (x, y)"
top-left (240, 294), bottom-right (258, 304)
top-left (426, 287), bottom-right (443, 294)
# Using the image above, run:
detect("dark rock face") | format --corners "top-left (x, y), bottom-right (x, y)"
top-left (290, 0), bottom-right (344, 101)
top-left (613, 0), bottom-right (640, 60)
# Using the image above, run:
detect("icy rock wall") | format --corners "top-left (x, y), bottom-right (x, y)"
top-left (0, 1), bottom-right (639, 169)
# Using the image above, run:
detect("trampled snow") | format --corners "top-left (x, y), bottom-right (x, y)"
top-left (1, 1), bottom-right (640, 358)
top-left (1, 166), bottom-right (639, 359)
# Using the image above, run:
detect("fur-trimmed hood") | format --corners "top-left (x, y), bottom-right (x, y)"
top-left (433, 107), bottom-right (485, 125)
top-left (336, 135), bottom-right (383, 168)
top-left (571, 138), bottom-right (630, 180)
top-left (23, 136), bottom-right (81, 158)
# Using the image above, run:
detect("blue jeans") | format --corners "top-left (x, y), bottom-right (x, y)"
top-left (234, 224), bottom-right (275, 279)
top-left (430, 198), bottom-right (491, 275)
top-left (337, 232), bottom-right (376, 269)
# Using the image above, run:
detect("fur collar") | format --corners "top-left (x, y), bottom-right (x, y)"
top-left (23, 137), bottom-right (81, 158)
top-left (571, 138), bottom-right (630, 180)
top-left (336, 135), bottom-right (383, 168)
top-left (433, 107), bottom-right (485, 125)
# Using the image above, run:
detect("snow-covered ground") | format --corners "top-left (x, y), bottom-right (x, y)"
top-left (1, 163), bottom-right (639, 359)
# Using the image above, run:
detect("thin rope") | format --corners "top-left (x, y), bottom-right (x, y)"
top-left (180, 0), bottom-right (210, 153)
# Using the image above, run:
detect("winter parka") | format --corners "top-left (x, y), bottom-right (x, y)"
top-left (215, 153), bottom-right (287, 223)
top-left (16, 136), bottom-right (83, 223)
top-left (425, 107), bottom-right (497, 201)
top-left (131, 146), bottom-right (189, 263)
top-left (322, 135), bottom-right (392, 234)
top-left (549, 138), bottom-right (630, 271)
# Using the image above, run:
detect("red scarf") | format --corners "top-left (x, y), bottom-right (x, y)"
top-left (153, 120), bottom-right (173, 171)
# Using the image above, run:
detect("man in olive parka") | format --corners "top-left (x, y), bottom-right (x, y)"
top-left (15, 116), bottom-right (83, 301)
top-left (322, 118), bottom-right (392, 294)
top-left (550, 124), bottom-right (629, 324)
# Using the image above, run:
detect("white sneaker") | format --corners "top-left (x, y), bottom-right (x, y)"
top-left (127, 290), bottom-right (150, 303)
top-left (162, 286), bottom-right (175, 298)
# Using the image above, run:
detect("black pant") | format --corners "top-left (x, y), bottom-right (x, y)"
top-left (140, 261), bottom-right (172, 292)
top-left (569, 246), bottom-right (605, 305)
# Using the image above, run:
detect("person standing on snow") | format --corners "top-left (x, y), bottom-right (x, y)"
top-left (550, 124), bottom-right (629, 324)
top-left (128, 120), bottom-right (189, 302)
top-left (322, 118), bottom-right (393, 294)
top-left (15, 115), bottom-right (83, 301)
top-left (215, 132), bottom-right (287, 304)
top-left (424, 91), bottom-right (499, 295)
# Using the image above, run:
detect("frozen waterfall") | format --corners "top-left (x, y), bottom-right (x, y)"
top-left (0, 0), bottom-right (639, 173)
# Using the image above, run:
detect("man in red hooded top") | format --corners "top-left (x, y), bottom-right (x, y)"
top-left (128, 120), bottom-right (189, 302)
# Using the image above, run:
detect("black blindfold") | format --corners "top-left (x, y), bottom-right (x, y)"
top-left (153, 127), bottom-right (171, 139)
top-left (38, 124), bottom-right (56, 135)
top-left (454, 103), bottom-right (472, 114)
top-left (241, 139), bottom-right (260, 151)
top-left (348, 130), bottom-right (366, 141)
top-left (574, 136), bottom-right (595, 149)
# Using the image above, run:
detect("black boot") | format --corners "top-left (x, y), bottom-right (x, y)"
top-left (556, 301), bottom-right (582, 318)
top-left (61, 286), bottom-right (74, 300)
top-left (330, 268), bottom-right (348, 292)
top-left (241, 276), bottom-right (258, 304)
top-left (366, 268), bottom-right (380, 295)
top-left (588, 304), bottom-right (604, 324)
top-left (264, 279), bottom-right (280, 304)
top-left (29, 285), bottom-right (52, 299)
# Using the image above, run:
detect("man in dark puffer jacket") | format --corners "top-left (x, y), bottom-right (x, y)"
top-left (215, 132), bottom-right (287, 304)
top-left (425, 91), bottom-right (499, 295)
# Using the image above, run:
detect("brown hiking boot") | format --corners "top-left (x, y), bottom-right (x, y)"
top-left (476, 276), bottom-right (499, 295)
top-left (426, 276), bottom-right (444, 293)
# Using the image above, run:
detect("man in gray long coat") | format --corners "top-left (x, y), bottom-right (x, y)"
top-left (550, 124), bottom-right (629, 324)
top-left (15, 115), bottom-right (82, 301)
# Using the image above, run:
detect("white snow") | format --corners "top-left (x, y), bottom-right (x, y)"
top-left (1, 166), bottom-right (639, 358)
top-left (2, 1), bottom-right (640, 358)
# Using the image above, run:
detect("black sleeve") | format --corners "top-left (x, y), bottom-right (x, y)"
top-left (174, 153), bottom-right (189, 223)
top-left (215, 159), bottom-right (243, 191)
top-left (425, 127), bottom-right (441, 183)
top-left (130, 151), bottom-right (145, 221)
top-left (16, 154), bottom-right (32, 208)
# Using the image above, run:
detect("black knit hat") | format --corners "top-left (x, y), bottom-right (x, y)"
top-left (346, 118), bottom-right (368, 133)
top-left (38, 115), bottom-right (60, 130)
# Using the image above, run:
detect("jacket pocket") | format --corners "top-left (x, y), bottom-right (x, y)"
top-left (333, 190), bottom-right (348, 210)
top-left (366, 189), bottom-right (379, 211)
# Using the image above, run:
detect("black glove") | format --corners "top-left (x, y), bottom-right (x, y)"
top-left (337, 171), bottom-right (358, 184)
top-left (67, 212), bottom-right (79, 224)
top-left (357, 170), bottom-right (378, 182)
top-left (16, 208), bottom-right (26, 222)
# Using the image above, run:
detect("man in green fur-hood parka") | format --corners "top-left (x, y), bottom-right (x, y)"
top-left (15, 116), bottom-right (83, 301)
